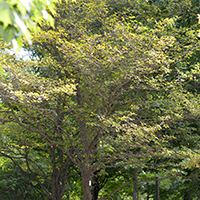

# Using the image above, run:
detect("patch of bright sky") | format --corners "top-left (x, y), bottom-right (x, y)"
top-left (14, 12), bottom-right (27, 34)
top-left (19, 0), bottom-right (32, 12)
top-left (8, 45), bottom-right (32, 61)
top-left (17, 49), bottom-right (32, 60)
top-left (10, 39), bottom-right (33, 60)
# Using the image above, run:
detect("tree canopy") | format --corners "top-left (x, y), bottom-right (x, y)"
top-left (0, 0), bottom-right (200, 200)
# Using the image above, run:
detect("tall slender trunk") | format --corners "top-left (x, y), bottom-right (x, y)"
top-left (133, 168), bottom-right (137, 200)
top-left (146, 182), bottom-right (150, 200)
top-left (92, 171), bottom-right (100, 200)
top-left (155, 176), bottom-right (159, 200)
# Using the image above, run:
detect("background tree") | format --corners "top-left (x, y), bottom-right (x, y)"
top-left (0, 157), bottom-right (49, 200)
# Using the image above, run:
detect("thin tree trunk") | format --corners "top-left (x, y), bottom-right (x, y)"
top-left (146, 182), bottom-right (150, 200)
top-left (92, 171), bottom-right (100, 200)
top-left (133, 168), bottom-right (137, 200)
top-left (155, 176), bottom-right (159, 200)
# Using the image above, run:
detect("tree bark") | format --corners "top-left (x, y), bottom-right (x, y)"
top-left (133, 168), bottom-right (137, 200)
top-left (51, 145), bottom-right (70, 200)
top-left (81, 165), bottom-right (93, 200)
top-left (155, 176), bottom-right (159, 200)
top-left (92, 171), bottom-right (100, 200)
top-left (146, 182), bottom-right (150, 200)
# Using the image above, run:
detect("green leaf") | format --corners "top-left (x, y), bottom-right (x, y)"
top-left (16, 1), bottom-right (27, 16)
top-left (2, 25), bottom-right (16, 42)
top-left (0, 1), bottom-right (13, 28)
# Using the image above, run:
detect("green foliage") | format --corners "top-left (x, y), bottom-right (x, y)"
top-left (0, 0), bottom-right (69, 43)
top-left (0, 0), bottom-right (200, 199)
top-left (0, 157), bottom-right (49, 200)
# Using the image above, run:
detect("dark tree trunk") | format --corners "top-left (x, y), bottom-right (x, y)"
top-left (155, 176), bottom-right (159, 200)
top-left (92, 171), bottom-right (100, 200)
top-left (51, 145), bottom-right (70, 200)
top-left (133, 168), bottom-right (137, 200)
top-left (146, 182), bottom-right (150, 200)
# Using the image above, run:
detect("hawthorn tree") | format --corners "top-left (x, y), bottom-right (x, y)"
top-left (1, 0), bottom-right (200, 200)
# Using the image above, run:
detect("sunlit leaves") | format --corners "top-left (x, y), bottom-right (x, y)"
top-left (0, 0), bottom-right (69, 44)
top-left (0, 1), bottom-right (200, 199)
